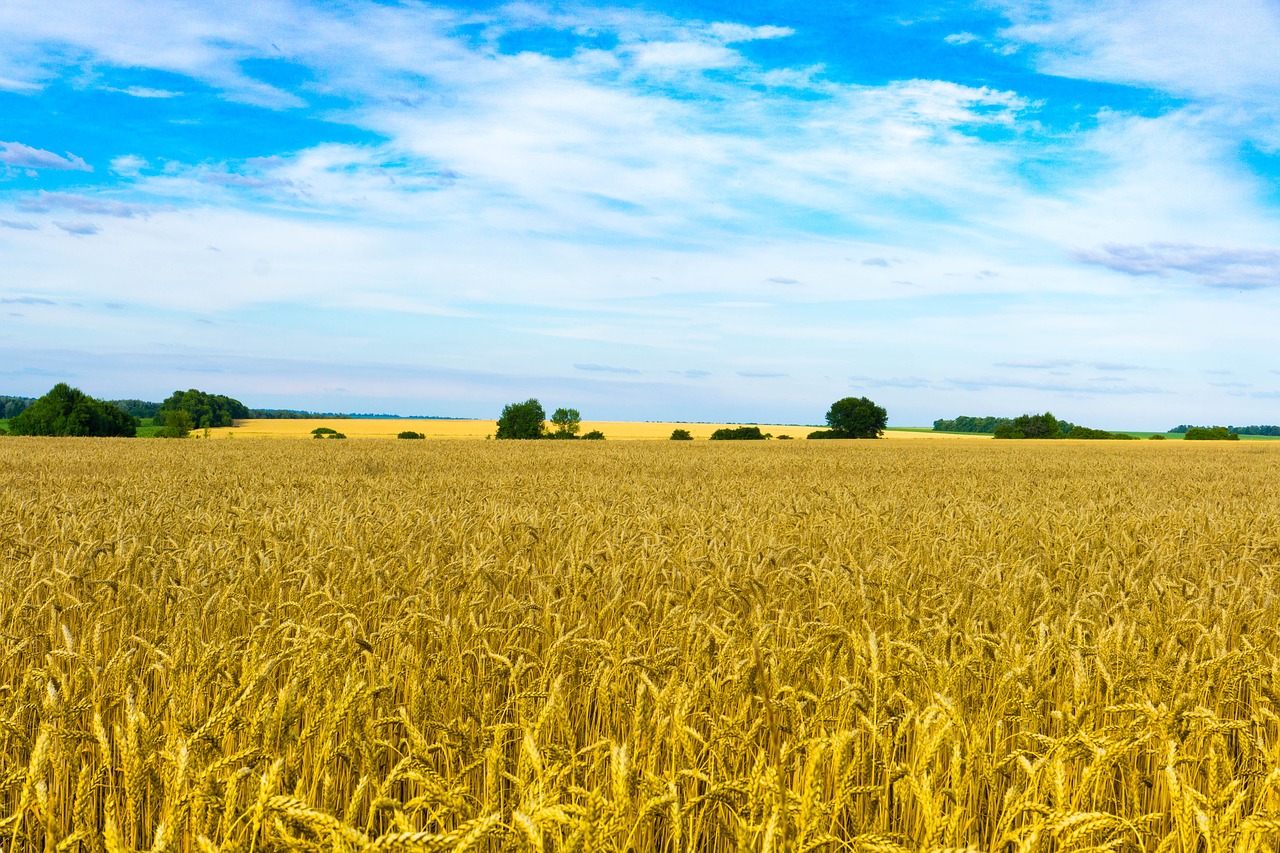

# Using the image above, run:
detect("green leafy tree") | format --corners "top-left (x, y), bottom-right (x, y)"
top-left (670, 429), bottom-right (693, 441)
top-left (496, 399), bottom-right (546, 439)
top-left (550, 407), bottom-right (581, 437)
top-left (821, 396), bottom-right (887, 439)
top-left (156, 410), bottom-right (194, 438)
top-left (7, 383), bottom-right (138, 437)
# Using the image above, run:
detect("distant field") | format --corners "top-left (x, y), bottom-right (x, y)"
top-left (205, 419), bottom-right (1003, 440)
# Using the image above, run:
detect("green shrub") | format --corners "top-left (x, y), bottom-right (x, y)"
top-left (710, 426), bottom-right (766, 440)
top-left (670, 429), bottom-right (693, 441)
top-left (397, 431), bottom-right (426, 439)
top-left (1184, 426), bottom-right (1239, 441)
top-left (581, 430), bottom-right (605, 440)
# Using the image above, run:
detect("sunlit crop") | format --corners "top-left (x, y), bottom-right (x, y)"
top-left (3, 438), bottom-right (1279, 852)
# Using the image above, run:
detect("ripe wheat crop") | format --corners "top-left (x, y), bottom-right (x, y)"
top-left (2, 438), bottom-right (1280, 852)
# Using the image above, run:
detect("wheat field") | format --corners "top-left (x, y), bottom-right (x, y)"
top-left (199, 420), bottom-right (992, 441)
top-left (2, 437), bottom-right (1280, 852)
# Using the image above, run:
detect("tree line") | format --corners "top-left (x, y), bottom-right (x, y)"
top-left (1171, 424), bottom-right (1278, 436)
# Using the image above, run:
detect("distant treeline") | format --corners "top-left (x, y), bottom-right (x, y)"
top-left (937, 413), bottom-right (1139, 440)
top-left (1, 395), bottom-right (35, 419)
top-left (933, 415), bottom-right (1013, 434)
top-left (3, 392), bottom-right (460, 423)
top-left (1170, 424), bottom-right (1280, 436)
top-left (4, 395), bottom-right (159, 420)
top-left (935, 414), bottom-right (1083, 436)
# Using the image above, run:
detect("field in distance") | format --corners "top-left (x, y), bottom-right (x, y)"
top-left (205, 419), bottom-right (997, 440)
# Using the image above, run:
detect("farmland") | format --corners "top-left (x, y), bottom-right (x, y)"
top-left (3, 438), bottom-right (1280, 852)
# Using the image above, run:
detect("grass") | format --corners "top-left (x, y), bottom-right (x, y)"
top-left (4, 437), bottom-right (1280, 851)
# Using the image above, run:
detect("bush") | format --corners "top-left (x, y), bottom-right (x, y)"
top-left (328, 433), bottom-right (347, 440)
top-left (1066, 426), bottom-right (1137, 440)
top-left (397, 431), bottom-right (426, 439)
top-left (670, 429), bottom-right (693, 441)
top-left (1184, 426), bottom-right (1239, 441)
top-left (1149, 434), bottom-right (1166, 440)
top-left (776, 434), bottom-right (793, 440)
top-left (807, 429), bottom-right (841, 439)
top-left (156, 410), bottom-right (194, 439)
top-left (710, 426), bottom-right (765, 440)
top-left (581, 430), bottom-right (605, 440)
top-left (312, 427), bottom-right (338, 436)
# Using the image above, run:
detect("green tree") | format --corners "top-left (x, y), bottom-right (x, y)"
top-left (7, 383), bottom-right (138, 437)
top-left (550, 407), bottom-right (581, 438)
top-left (823, 396), bottom-right (887, 439)
top-left (1012, 412), bottom-right (1064, 439)
top-left (581, 430), bottom-right (605, 440)
top-left (495, 399), bottom-right (546, 439)
top-left (156, 409), bottom-right (194, 438)
top-left (670, 429), bottom-right (693, 441)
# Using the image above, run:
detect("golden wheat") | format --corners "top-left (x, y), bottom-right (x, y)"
top-left (2, 437), bottom-right (1279, 851)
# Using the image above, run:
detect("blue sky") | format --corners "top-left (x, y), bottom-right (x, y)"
top-left (3, 0), bottom-right (1279, 427)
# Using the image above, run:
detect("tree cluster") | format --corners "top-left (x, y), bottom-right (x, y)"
top-left (157, 389), bottom-right (250, 429)
top-left (6, 383), bottom-right (138, 437)
top-left (495, 400), bottom-right (604, 440)
top-left (932, 415), bottom-right (1014, 434)
top-left (1183, 426), bottom-right (1240, 441)
top-left (1172, 424), bottom-right (1273, 437)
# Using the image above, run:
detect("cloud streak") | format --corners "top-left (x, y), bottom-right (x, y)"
top-left (0, 141), bottom-right (91, 171)
top-left (1074, 242), bottom-right (1280, 289)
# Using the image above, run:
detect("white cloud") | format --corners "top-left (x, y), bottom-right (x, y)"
top-left (708, 23), bottom-right (794, 43)
top-left (110, 154), bottom-right (148, 176)
top-left (944, 32), bottom-right (980, 45)
top-left (996, 0), bottom-right (1280, 146)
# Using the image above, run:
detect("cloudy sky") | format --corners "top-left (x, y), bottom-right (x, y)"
top-left (3, 0), bottom-right (1279, 427)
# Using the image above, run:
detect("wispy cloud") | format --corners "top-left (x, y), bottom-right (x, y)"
top-left (574, 363), bottom-right (642, 375)
top-left (0, 219), bottom-right (39, 230)
top-left (54, 221), bottom-right (101, 236)
top-left (20, 192), bottom-right (155, 218)
top-left (1, 296), bottom-right (56, 305)
top-left (1074, 242), bottom-right (1280, 289)
top-left (737, 371), bottom-right (788, 378)
top-left (0, 141), bottom-right (91, 171)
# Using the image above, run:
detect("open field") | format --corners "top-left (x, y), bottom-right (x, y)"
top-left (3, 438), bottom-right (1280, 852)
top-left (204, 419), bottom-right (996, 440)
